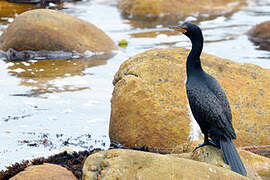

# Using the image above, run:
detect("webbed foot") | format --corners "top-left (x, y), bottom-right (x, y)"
top-left (193, 139), bottom-right (219, 152)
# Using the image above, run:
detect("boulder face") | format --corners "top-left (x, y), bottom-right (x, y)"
top-left (109, 48), bottom-right (270, 153)
top-left (10, 163), bottom-right (77, 180)
top-left (82, 149), bottom-right (248, 180)
top-left (0, 9), bottom-right (117, 53)
top-left (248, 21), bottom-right (270, 50)
top-left (110, 48), bottom-right (191, 153)
top-left (118, 0), bottom-right (246, 19)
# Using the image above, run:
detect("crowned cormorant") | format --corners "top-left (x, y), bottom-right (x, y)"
top-left (169, 23), bottom-right (247, 176)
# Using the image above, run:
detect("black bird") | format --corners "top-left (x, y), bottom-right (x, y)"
top-left (169, 23), bottom-right (247, 176)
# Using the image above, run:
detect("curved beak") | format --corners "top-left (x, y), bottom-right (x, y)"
top-left (169, 25), bottom-right (187, 33)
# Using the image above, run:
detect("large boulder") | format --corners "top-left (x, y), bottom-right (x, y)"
top-left (109, 48), bottom-right (270, 153)
top-left (82, 149), bottom-right (248, 180)
top-left (0, 9), bottom-right (117, 53)
top-left (248, 21), bottom-right (270, 50)
top-left (10, 163), bottom-right (77, 180)
top-left (118, 0), bottom-right (246, 19)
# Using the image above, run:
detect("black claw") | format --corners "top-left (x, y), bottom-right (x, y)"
top-left (193, 139), bottom-right (219, 152)
top-left (193, 142), bottom-right (207, 152)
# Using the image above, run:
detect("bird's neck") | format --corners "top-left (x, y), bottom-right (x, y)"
top-left (186, 39), bottom-right (203, 76)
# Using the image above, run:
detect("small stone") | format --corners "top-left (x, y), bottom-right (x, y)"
top-left (118, 39), bottom-right (128, 48)
top-left (89, 165), bottom-right (98, 171)
top-left (100, 170), bottom-right (106, 177)
top-left (101, 160), bottom-right (109, 167)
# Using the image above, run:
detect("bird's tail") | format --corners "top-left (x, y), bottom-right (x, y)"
top-left (219, 137), bottom-right (247, 176)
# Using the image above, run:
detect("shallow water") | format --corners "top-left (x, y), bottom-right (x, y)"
top-left (0, 0), bottom-right (270, 170)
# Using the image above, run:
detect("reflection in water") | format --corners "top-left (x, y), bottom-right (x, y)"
top-left (130, 29), bottom-right (177, 38)
top-left (125, 10), bottom-right (236, 29)
top-left (126, 16), bottom-right (180, 29)
top-left (6, 54), bottom-right (114, 95)
top-left (5, 49), bottom-right (82, 61)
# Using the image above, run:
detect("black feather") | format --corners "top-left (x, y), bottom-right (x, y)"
top-left (170, 22), bottom-right (247, 176)
top-left (220, 137), bottom-right (247, 176)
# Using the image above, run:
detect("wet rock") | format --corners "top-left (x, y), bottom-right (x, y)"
top-left (7, 0), bottom-right (44, 3)
top-left (0, 1), bottom-right (38, 21)
top-left (82, 149), bottom-right (248, 180)
top-left (248, 21), bottom-right (270, 50)
top-left (118, 0), bottom-right (246, 19)
top-left (0, 9), bottom-right (117, 54)
top-left (6, 0), bottom-right (79, 6)
top-left (0, 1), bottom-right (63, 26)
top-left (109, 48), bottom-right (270, 153)
top-left (7, 0), bottom-right (59, 4)
top-left (10, 163), bottom-right (77, 180)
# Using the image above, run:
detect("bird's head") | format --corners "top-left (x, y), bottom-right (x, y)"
top-left (169, 22), bottom-right (203, 41)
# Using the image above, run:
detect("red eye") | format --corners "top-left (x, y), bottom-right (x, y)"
top-left (183, 26), bottom-right (188, 30)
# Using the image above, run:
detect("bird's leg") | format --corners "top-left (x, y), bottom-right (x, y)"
top-left (193, 134), bottom-right (219, 152)
top-left (208, 139), bottom-right (220, 149)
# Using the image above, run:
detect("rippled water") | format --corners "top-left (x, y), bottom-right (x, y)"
top-left (0, 0), bottom-right (270, 170)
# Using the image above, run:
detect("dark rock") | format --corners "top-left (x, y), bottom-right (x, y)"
top-left (248, 21), bottom-right (270, 50)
